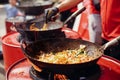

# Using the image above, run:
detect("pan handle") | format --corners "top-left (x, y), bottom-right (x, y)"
top-left (103, 36), bottom-right (120, 50)
top-left (63, 7), bottom-right (86, 25)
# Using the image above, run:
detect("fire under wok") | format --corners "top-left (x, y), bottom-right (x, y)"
top-left (21, 36), bottom-right (120, 73)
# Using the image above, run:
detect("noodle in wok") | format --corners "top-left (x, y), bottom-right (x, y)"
top-left (36, 45), bottom-right (101, 64)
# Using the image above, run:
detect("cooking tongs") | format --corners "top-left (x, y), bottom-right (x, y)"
top-left (41, 11), bottom-right (49, 30)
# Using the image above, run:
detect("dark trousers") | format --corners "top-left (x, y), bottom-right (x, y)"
top-left (102, 38), bottom-right (120, 60)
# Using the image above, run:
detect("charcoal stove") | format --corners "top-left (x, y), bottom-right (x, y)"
top-left (6, 55), bottom-right (120, 80)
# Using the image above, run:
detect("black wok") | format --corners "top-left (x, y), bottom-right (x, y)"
top-left (16, 0), bottom-right (53, 15)
top-left (20, 36), bottom-right (120, 73)
top-left (15, 20), bottom-right (80, 42)
top-left (15, 7), bottom-right (85, 42)
top-left (15, 20), bottom-right (66, 42)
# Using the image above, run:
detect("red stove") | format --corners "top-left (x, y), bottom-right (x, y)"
top-left (6, 55), bottom-right (120, 80)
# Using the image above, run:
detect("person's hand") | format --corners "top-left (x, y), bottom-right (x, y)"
top-left (45, 7), bottom-right (59, 22)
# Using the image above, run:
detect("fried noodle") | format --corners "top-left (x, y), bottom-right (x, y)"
top-left (36, 45), bottom-right (100, 64)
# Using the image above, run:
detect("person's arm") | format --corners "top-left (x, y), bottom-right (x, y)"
top-left (45, 0), bottom-right (83, 21)
top-left (56, 0), bottom-right (83, 12)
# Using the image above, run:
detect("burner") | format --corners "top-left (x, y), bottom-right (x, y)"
top-left (29, 65), bottom-right (101, 80)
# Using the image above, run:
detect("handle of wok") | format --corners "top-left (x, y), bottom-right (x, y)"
top-left (63, 7), bottom-right (86, 25)
top-left (103, 36), bottom-right (120, 50)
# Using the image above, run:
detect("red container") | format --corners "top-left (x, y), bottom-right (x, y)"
top-left (6, 55), bottom-right (120, 80)
top-left (2, 32), bottom-right (25, 71)
top-left (5, 17), bottom-right (24, 33)
top-left (5, 19), bottom-right (13, 33)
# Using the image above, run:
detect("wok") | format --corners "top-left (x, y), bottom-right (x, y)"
top-left (21, 36), bottom-right (120, 73)
top-left (15, 7), bottom-right (85, 42)
top-left (15, 20), bottom-right (80, 42)
top-left (16, 0), bottom-right (53, 15)
top-left (15, 20), bottom-right (66, 42)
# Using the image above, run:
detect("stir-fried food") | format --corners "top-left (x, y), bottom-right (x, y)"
top-left (41, 23), bottom-right (48, 30)
top-left (30, 23), bottom-right (40, 31)
top-left (36, 45), bottom-right (100, 64)
top-left (30, 23), bottom-right (48, 31)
